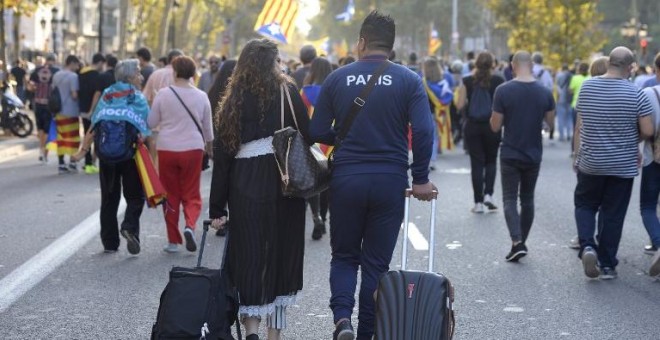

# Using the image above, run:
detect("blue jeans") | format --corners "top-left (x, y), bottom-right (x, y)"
top-left (329, 173), bottom-right (407, 340)
top-left (556, 102), bottom-right (573, 140)
top-left (640, 163), bottom-right (660, 247)
top-left (574, 172), bottom-right (633, 268)
top-left (501, 159), bottom-right (540, 243)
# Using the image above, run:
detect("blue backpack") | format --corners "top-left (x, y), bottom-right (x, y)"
top-left (94, 120), bottom-right (139, 164)
top-left (467, 85), bottom-right (493, 122)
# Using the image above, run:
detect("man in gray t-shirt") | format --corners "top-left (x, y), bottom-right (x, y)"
top-left (52, 56), bottom-right (81, 117)
top-left (51, 55), bottom-right (81, 173)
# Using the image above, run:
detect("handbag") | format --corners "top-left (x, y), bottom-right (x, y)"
top-left (328, 61), bottom-right (391, 169)
top-left (272, 84), bottom-right (330, 198)
top-left (169, 86), bottom-right (211, 171)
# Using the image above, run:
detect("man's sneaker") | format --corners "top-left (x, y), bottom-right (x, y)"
top-left (333, 319), bottom-right (355, 340)
top-left (649, 249), bottom-right (660, 277)
top-left (312, 217), bottom-right (326, 241)
top-left (483, 195), bottom-right (498, 212)
top-left (568, 237), bottom-right (580, 250)
top-left (581, 246), bottom-right (600, 278)
top-left (600, 267), bottom-right (618, 280)
top-left (120, 229), bottom-right (141, 255)
top-left (471, 203), bottom-right (485, 214)
top-left (68, 162), bottom-right (78, 173)
top-left (644, 244), bottom-right (658, 255)
top-left (163, 243), bottom-right (179, 253)
top-left (505, 243), bottom-right (528, 262)
top-left (58, 165), bottom-right (70, 174)
top-left (84, 165), bottom-right (100, 174)
top-left (184, 227), bottom-right (197, 252)
top-left (103, 249), bottom-right (118, 254)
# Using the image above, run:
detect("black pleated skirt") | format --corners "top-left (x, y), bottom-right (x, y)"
top-left (226, 153), bottom-right (305, 319)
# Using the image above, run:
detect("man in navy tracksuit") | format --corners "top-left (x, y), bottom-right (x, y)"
top-left (309, 11), bottom-right (436, 340)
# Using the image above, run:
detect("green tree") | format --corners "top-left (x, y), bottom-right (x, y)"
top-left (0, 0), bottom-right (55, 70)
top-left (487, 0), bottom-right (606, 68)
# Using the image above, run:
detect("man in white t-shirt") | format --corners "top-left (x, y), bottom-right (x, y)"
top-left (640, 83), bottom-right (660, 277)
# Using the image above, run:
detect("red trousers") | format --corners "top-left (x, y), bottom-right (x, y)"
top-left (158, 150), bottom-right (203, 244)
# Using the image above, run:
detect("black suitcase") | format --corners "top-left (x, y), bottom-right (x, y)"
top-left (151, 221), bottom-right (241, 340)
top-left (374, 190), bottom-right (455, 340)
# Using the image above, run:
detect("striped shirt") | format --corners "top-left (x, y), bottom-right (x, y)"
top-left (576, 77), bottom-right (653, 178)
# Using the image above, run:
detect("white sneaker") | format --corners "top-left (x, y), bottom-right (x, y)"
top-left (471, 203), bottom-right (485, 213)
top-left (483, 195), bottom-right (498, 212)
top-left (163, 243), bottom-right (179, 253)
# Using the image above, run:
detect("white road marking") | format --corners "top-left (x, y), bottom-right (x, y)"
top-left (0, 200), bottom-right (126, 313)
top-left (401, 222), bottom-right (429, 251)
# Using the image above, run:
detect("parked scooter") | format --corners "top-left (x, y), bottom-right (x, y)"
top-left (0, 81), bottom-right (34, 138)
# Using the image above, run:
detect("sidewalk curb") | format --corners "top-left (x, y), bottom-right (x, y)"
top-left (0, 138), bottom-right (39, 163)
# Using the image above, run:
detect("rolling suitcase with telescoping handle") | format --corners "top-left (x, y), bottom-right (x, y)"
top-left (151, 221), bottom-right (241, 340)
top-left (374, 189), bottom-right (455, 340)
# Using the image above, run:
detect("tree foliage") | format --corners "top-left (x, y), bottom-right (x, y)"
top-left (487, 0), bottom-right (606, 68)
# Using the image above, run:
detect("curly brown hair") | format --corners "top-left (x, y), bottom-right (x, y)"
top-left (216, 39), bottom-right (291, 153)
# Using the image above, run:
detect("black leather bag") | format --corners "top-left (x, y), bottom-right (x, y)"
top-left (272, 84), bottom-right (330, 198)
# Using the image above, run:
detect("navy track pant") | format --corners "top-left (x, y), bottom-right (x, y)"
top-left (329, 173), bottom-right (408, 340)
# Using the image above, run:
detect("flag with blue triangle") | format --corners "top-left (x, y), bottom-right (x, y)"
top-left (254, 0), bottom-right (299, 44)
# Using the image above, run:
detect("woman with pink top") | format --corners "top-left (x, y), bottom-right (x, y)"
top-left (148, 56), bottom-right (214, 253)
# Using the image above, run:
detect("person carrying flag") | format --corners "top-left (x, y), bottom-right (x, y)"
top-left (74, 59), bottom-right (151, 255)
top-left (421, 57), bottom-right (454, 170)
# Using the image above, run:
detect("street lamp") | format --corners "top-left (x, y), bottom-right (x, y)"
top-left (51, 7), bottom-right (58, 54)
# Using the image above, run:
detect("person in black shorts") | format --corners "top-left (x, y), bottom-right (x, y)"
top-left (29, 53), bottom-right (59, 164)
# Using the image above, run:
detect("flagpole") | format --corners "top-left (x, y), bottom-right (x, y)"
top-left (451, 0), bottom-right (458, 59)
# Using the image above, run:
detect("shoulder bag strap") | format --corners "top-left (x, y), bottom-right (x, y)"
top-left (334, 61), bottom-right (391, 151)
top-left (282, 84), bottom-right (299, 130)
top-left (169, 86), bottom-right (204, 139)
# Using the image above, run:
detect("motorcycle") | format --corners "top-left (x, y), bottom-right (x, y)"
top-left (0, 81), bottom-right (34, 138)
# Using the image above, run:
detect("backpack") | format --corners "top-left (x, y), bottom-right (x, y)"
top-left (48, 87), bottom-right (62, 113)
top-left (467, 85), bottom-right (493, 122)
top-left (94, 120), bottom-right (139, 164)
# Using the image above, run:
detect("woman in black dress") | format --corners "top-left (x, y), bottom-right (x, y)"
top-left (209, 39), bottom-right (310, 340)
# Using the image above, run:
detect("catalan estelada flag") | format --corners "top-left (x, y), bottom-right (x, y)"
top-left (429, 23), bottom-right (442, 55)
top-left (254, 0), bottom-right (299, 44)
top-left (135, 141), bottom-right (167, 208)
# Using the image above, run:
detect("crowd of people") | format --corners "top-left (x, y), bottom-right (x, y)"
top-left (3, 8), bottom-right (660, 340)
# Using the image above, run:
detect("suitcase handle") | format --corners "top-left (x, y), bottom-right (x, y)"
top-left (196, 220), bottom-right (211, 268)
top-left (402, 189), bottom-right (437, 272)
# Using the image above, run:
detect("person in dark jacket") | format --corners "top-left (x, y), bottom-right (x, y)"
top-left (309, 11), bottom-right (436, 340)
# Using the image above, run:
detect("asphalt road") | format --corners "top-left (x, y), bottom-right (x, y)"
top-left (0, 140), bottom-right (659, 340)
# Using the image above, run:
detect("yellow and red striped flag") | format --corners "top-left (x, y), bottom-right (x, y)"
top-left (429, 23), bottom-right (442, 55)
top-left (135, 141), bottom-right (167, 208)
top-left (254, 0), bottom-right (299, 44)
